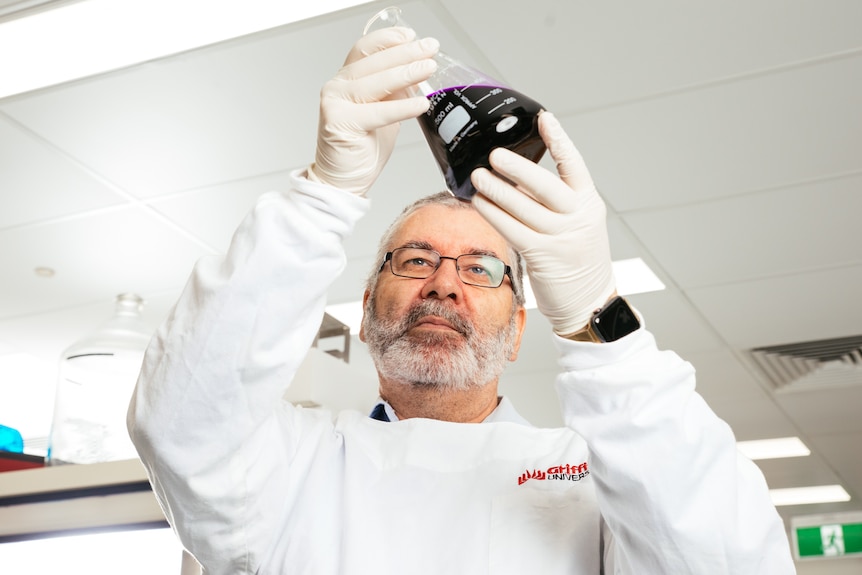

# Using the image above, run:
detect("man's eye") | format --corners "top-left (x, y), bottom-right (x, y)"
top-left (404, 258), bottom-right (433, 267)
top-left (465, 265), bottom-right (490, 277)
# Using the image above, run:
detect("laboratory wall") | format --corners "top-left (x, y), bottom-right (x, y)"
top-left (795, 557), bottom-right (862, 575)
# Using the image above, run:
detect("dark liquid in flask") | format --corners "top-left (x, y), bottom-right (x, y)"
top-left (417, 85), bottom-right (546, 200)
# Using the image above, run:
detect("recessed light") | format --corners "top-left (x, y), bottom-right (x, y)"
top-left (770, 485), bottom-right (851, 507)
top-left (612, 258), bottom-right (666, 296)
top-left (737, 436), bottom-right (811, 460)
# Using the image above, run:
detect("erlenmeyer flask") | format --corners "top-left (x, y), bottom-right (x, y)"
top-left (364, 6), bottom-right (547, 200)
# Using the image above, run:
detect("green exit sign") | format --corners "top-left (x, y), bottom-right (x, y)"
top-left (795, 523), bottom-right (862, 558)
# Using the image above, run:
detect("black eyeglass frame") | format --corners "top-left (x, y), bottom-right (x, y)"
top-left (379, 248), bottom-right (514, 289)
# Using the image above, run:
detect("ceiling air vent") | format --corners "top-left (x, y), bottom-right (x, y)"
top-left (749, 335), bottom-right (862, 392)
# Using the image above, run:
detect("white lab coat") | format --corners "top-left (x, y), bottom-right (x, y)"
top-left (127, 172), bottom-right (795, 574)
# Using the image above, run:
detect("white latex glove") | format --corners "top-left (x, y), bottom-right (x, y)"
top-left (308, 28), bottom-right (439, 197)
top-left (470, 112), bottom-right (616, 336)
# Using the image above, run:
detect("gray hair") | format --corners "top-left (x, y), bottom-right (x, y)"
top-left (365, 192), bottom-right (526, 308)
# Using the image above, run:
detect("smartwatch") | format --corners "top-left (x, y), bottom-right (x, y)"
top-left (564, 296), bottom-right (640, 343)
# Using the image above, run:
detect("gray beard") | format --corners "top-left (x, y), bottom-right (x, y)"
top-left (362, 296), bottom-right (517, 391)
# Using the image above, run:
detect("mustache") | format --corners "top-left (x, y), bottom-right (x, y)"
top-left (402, 300), bottom-right (473, 338)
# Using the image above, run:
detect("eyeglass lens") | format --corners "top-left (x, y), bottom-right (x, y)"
top-left (390, 248), bottom-right (505, 287)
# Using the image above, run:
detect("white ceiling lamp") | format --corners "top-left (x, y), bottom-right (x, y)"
top-left (0, 0), bottom-right (374, 99)
top-left (737, 436), bottom-right (811, 461)
top-left (770, 485), bottom-right (851, 507)
top-left (612, 258), bottom-right (666, 296)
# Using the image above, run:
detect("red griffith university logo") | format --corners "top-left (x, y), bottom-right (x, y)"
top-left (518, 462), bottom-right (589, 486)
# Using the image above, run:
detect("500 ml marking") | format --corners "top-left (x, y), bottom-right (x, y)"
top-left (432, 101), bottom-right (455, 127)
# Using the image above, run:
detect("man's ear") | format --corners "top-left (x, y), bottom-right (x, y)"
top-left (508, 305), bottom-right (527, 361)
top-left (359, 289), bottom-right (371, 342)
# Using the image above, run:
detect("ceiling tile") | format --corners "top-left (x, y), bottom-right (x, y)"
top-left (0, 206), bottom-right (211, 320)
top-left (441, 0), bottom-right (862, 112)
top-left (807, 432), bottom-right (862, 475)
top-left (625, 290), bottom-right (725, 354)
top-left (150, 170), bottom-right (295, 253)
top-left (776, 387), bottom-right (862, 436)
top-left (0, 113), bottom-right (123, 228)
top-left (708, 396), bottom-right (799, 441)
top-left (563, 53), bottom-right (862, 212)
top-left (623, 173), bottom-right (862, 289)
top-left (684, 349), bottom-right (772, 405)
top-left (687, 264), bottom-right (862, 348)
top-left (805, 432), bottom-right (862, 502)
top-left (755, 453), bottom-right (843, 491)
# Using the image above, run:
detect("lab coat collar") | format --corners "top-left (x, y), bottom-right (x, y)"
top-left (370, 396), bottom-right (532, 427)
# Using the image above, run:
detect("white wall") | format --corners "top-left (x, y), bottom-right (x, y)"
top-left (795, 557), bottom-right (862, 575)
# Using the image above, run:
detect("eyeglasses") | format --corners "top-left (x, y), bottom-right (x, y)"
top-left (380, 247), bottom-right (513, 289)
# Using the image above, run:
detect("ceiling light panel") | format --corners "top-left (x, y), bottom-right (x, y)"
top-left (0, 0), bottom-right (374, 99)
top-left (770, 485), bottom-right (851, 507)
top-left (737, 436), bottom-right (811, 460)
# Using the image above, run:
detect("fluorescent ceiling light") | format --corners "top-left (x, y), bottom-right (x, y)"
top-left (612, 258), bottom-right (666, 296)
top-left (770, 485), bottom-right (851, 507)
top-left (0, 0), bottom-right (374, 99)
top-left (327, 257), bottom-right (665, 335)
top-left (737, 436), bottom-right (811, 460)
top-left (521, 257), bottom-right (664, 310)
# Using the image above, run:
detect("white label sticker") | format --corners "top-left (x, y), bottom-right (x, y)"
top-left (438, 106), bottom-right (471, 144)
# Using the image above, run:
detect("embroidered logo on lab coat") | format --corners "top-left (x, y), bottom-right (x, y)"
top-left (518, 462), bottom-right (589, 486)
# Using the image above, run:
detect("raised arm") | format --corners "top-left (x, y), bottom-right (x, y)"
top-left (128, 27), bottom-right (440, 573)
top-left (127, 179), bottom-right (367, 572)
top-left (471, 112), bottom-right (795, 572)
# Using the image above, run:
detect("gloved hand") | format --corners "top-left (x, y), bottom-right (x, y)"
top-left (308, 28), bottom-right (439, 197)
top-left (470, 112), bottom-right (616, 336)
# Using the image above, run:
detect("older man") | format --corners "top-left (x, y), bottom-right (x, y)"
top-left (128, 26), bottom-right (795, 574)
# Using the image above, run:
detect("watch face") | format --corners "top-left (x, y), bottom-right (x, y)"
top-left (592, 296), bottom-right (640, 342)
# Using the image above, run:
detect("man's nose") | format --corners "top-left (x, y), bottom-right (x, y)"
top-left (420, 257), bottom-right (463, 301)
